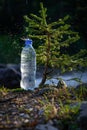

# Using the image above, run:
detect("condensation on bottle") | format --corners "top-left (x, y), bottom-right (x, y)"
top-left (20, 39), bottom-right (36, 90)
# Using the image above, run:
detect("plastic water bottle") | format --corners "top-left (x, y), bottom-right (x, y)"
top-left (20, 39), bottom-right (36, 90)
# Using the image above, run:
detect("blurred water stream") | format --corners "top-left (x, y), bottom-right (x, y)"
top-left (36, 68), bottom-right (87, 87)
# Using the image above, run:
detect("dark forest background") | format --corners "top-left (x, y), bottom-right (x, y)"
top-left (0, 0), bottom-right (87, 63)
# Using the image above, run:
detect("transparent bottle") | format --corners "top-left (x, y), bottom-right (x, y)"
top-left (20, 39), bottom-right (36, 90)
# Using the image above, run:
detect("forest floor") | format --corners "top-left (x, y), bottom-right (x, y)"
top-left (0, 86), bottom-right (87, 130)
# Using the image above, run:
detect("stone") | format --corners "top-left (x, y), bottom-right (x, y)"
top-left (77, 101), bottom-right (87, 130)
top-left (57, 79), bottom-right (67, 88)
top-left (0, 64), bottom-right (6, 68)
top-left (0, 64), bottom-right (20, 89)
top-left (35, 123), bottom-right (59, 130)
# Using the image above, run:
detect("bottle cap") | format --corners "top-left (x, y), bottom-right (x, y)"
top-left (25, 39), bottom-right (32, 46)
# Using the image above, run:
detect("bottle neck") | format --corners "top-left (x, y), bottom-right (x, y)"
top-left (25, 44), bottom-right (32, 47)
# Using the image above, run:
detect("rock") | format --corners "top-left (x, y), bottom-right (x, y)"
top-left (77, 101), bottom-right (87, 130)
top-left (0, 64), bottom-right (21, 89)
top-left (0, 64), bottom-right (6, 68)
top-left (35, 123), bottom-right (59, 130)
top-left (19, 113), bottom-right (30, 118)
top-left (57, 79), bottom-right (67, 89)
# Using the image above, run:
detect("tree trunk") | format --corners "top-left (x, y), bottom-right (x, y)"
top-left (39, 34), bottom-right (50, 87)
top-left (39, 63), bottom-right (48, 87)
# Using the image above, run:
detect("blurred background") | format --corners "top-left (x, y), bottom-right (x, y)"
top-left (0, 0), bottom-right (87, 63)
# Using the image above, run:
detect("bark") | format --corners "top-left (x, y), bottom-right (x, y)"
top-left (39, 34), bottom-right (51, 87)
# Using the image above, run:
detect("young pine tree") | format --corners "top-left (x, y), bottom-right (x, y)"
top-left (24, 3), bottom-right (87, 87)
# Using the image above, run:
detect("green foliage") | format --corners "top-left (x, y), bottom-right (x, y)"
top-left (24, 2), bottom-right (87, 86)
top-left (38, 97), bottom-right (57, 120)
top-left (24, 3), bottom-right (79, 66)
top-left (58, 99), bottom-right (80, 119)
top-left (75, 85), bottom-right (87, 100)
top-left (0, 35), bottom-right (21, 63)
top-left (58, 100), bottom-right (80, 130)
top-left (0, 86), bottom-right (9, 95)
top-left (38, 87), bottom-right (83, 129)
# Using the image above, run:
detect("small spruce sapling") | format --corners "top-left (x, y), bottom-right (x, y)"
top-left (24, 3), bottom-right (87, 86)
